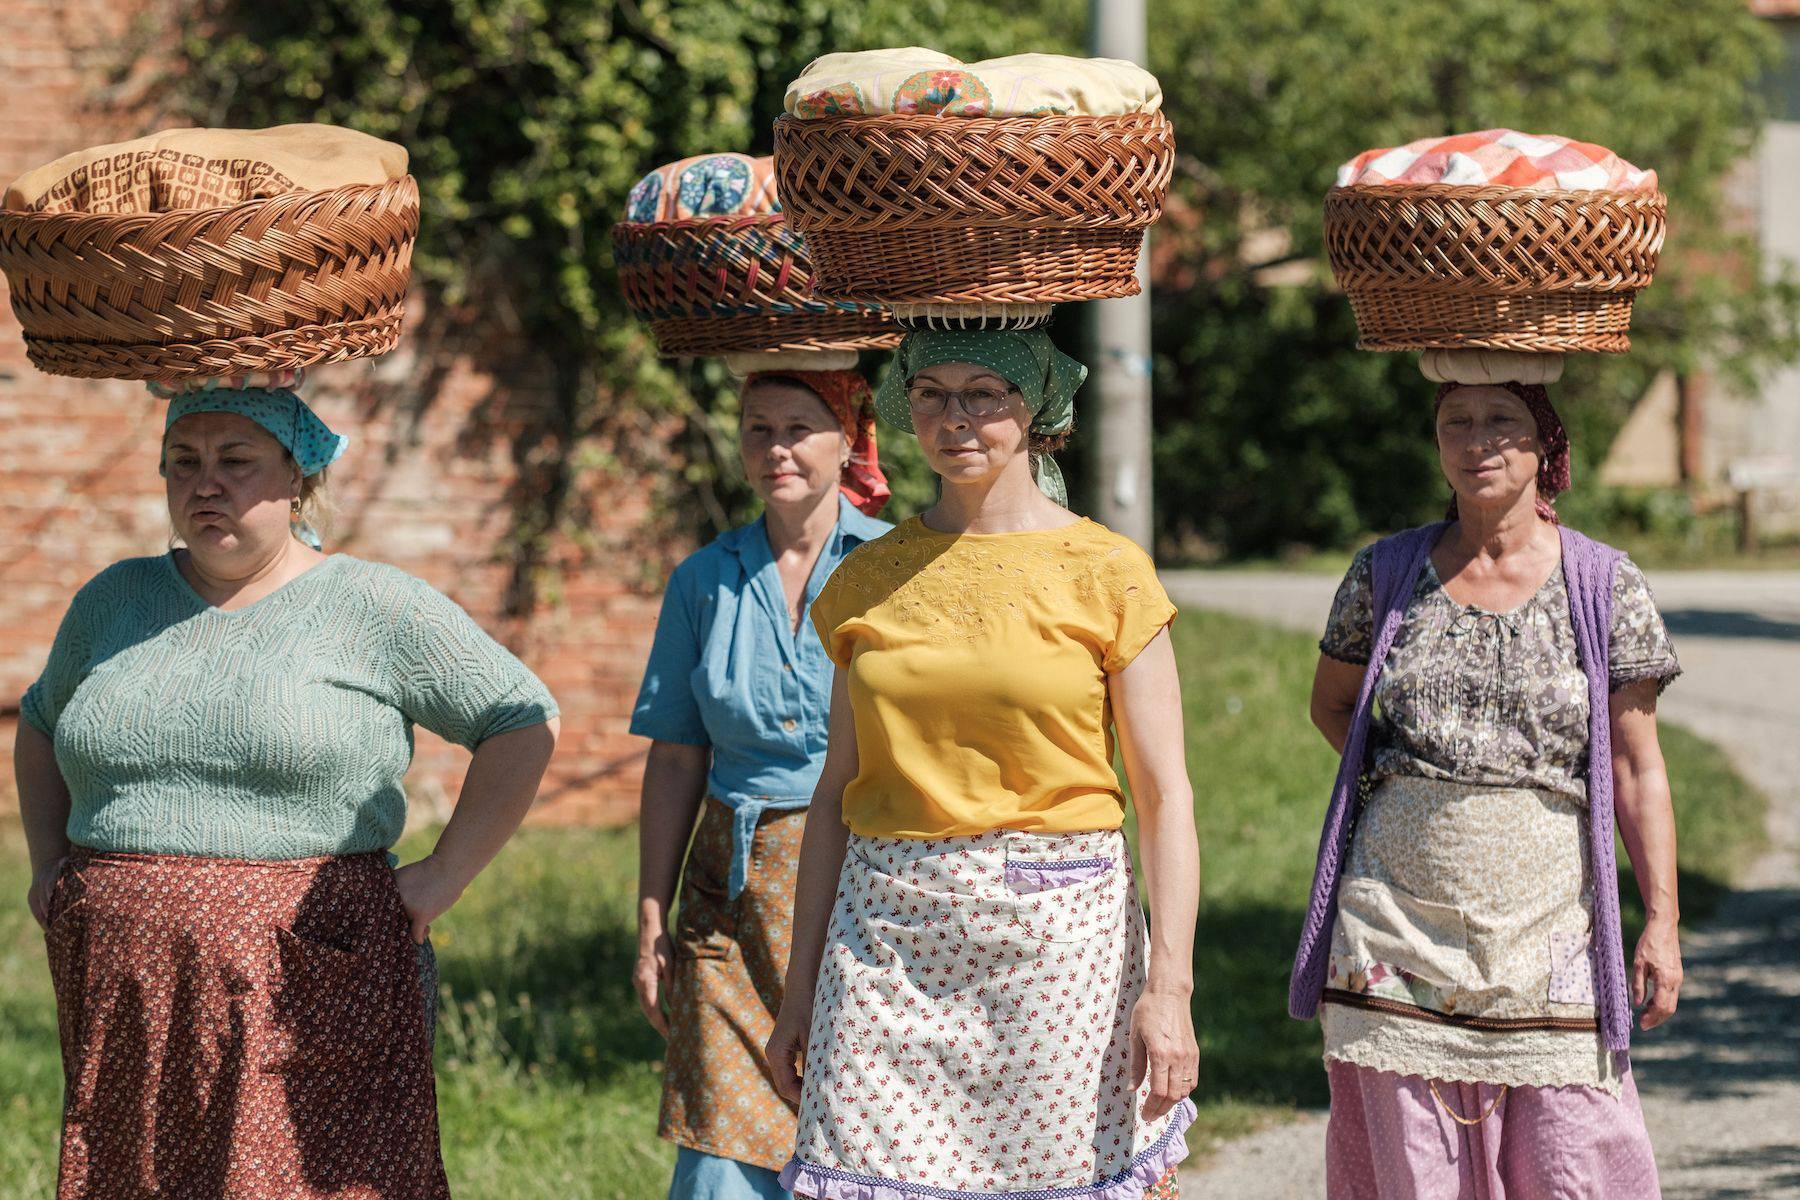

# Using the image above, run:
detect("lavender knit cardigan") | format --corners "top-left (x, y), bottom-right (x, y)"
top-left (1287, 521), bottom-right (1635, 1053)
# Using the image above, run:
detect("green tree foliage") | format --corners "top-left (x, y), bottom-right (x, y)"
top-left (1147, 0), bottom-right (1800, 555)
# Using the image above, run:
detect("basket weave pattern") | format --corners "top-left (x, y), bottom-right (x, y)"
top-left (772, 112), bottom-right (1174, 303)
top-left (612, 211), bottom-right (896, 356)
top-left (0, 176), bottom-right (418, 380)
top-left (1324, 183), bottom-right (1666, 353)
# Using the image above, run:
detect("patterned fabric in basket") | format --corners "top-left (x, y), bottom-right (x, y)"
top-left (1336, 129), bottom-right (1657, 192)
top-left (785, 48), bottom-right (1161, 119)
top-left (623, 153), bottom-right (780, 224)
top-left (5, 124), bottom-right (408, 214)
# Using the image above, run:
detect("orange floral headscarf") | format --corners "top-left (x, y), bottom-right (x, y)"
top-left (745, 370), bottom-right (890, 517)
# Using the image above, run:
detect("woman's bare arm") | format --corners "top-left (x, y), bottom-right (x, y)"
top-left (394, 718), bottom-right (560, 942)
top-left (15, 720), bottom-right (72, 929)
top-left (1309, 655), bottom-right (1364, 754)
top-left (633, 739), bottom-right (710, 1036)
top-left (1109, 626), bottom-right (1201, 1119)
top-left (1610, 679), bottom-right (1683, 1029)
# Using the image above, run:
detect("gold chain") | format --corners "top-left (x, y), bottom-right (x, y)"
top-left (1429, 1080), bottom-right (1509, 1126)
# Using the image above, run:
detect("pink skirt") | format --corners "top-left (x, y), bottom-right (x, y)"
top-left (1324, 1061), bottom-right (1660, 1199)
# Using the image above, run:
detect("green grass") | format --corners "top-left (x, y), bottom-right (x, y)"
top-left (0, 609), bottom-right (1770, 1193)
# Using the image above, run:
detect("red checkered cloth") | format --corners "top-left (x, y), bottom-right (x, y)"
top-left (1337, 129), bottom-right (1656, 191)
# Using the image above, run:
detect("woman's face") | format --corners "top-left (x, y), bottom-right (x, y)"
top-left (163, 412), bottom-right (302, 561)
top-left (906, 361), bottom-right (1032, 487)
top-left (739, 382), bottom-right (848, 511)
top-left (1435, 385), bottom-right (1543, 512)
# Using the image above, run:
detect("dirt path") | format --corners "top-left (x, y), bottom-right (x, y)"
top-left (1162, 569), bottom-right (1800, 1199)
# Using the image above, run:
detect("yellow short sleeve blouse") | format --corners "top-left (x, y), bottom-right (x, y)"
top-left (810, 516), bottom-right (1176, 839)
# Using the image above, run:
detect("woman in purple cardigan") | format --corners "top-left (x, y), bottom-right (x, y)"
top-left (1292, 382), bottom-right (1683, 1197)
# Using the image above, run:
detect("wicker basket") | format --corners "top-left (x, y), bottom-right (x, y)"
top-left (612, 211), bottom-right (898, 356)
top-left (772, 111), bottom-right (1173, 304)
top-left (0, 176), bottom-right (418, 381)
top-left (1324, 183), bottom-right (1666, 353)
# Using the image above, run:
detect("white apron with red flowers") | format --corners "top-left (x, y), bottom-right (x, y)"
top-left (780, 828), bottom-right (1194, 1199)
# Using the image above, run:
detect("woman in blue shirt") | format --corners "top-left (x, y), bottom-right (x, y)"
top-left (631, 369), bottom-right (891, 1200)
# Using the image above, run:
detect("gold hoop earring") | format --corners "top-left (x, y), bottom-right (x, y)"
top-left (290, 498), bottom-right (302, 518)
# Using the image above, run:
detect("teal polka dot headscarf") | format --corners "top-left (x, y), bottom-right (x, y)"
top-left (160, 387), bottom-right (347, 548)
top-left (873, 328), bottom-right (1087, 505)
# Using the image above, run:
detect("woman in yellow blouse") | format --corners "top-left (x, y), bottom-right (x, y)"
top-left (764, 328), bottom-right (1201, 1200)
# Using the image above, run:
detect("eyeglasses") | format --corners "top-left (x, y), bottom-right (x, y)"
top-left (905, 384), bottom-right (1019, 420)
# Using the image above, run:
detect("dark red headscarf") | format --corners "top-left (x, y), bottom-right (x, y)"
top-left (1434, 381), bottom-right (1571, 525)
top-left (745, 370), bottom-right (891, 517)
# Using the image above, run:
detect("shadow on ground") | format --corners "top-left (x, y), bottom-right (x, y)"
top-left (1630, 885), bottom-right (1800, 1103)
top-left (1662, 609), bottom-right (1800, 642)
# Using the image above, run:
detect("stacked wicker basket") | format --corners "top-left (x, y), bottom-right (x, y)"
top-left (770, 49), bottom-right (1175, 329)
top-left (611, 151), bottom-right (898, 370)
top-left (0, 125), bottom-right (418, 384)
top-left (1322, 130), bottom-right (1666, 384)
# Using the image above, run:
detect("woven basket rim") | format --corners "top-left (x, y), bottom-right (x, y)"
top-left (610, 211), bottom-right (788, 237)
top-left (775, 110), bottom-right (1171, 138)
top-left (0, 176), bottom-right (417, 228)
top-left (1327, 181), bottom-right (1666, 204)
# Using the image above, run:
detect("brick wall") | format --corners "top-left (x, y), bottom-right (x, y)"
top-left (0, 0), bottom-right (675, 827)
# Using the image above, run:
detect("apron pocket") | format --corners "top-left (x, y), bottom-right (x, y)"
top-left (1004, 856), bottom-right (1123, 943)
top-left (1003, 854), bottom-right (1116, 895)
top-left (1548, 930), bottom-right (1597, 1007)
top-left (1327, 878), bottom-right (1470, 1014)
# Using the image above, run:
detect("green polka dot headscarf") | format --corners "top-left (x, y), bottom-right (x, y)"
top-left (873, 328), bottom-right (1087, 504)
top-left (161, 387), bottom-right (347, 478)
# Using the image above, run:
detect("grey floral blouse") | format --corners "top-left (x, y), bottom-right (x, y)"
top-left (1320, 546), bottom-right (1681, 802)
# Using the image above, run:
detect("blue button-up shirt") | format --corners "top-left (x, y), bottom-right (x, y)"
top-left (630, 495), bottom-right (892, 896)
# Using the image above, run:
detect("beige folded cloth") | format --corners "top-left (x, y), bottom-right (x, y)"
top-left (786, 48), bottom-right (1162, 119)
top-left (1419, 349), bottom-right (1566, 385)
top-left (5, 123), bottom-right (409, 214)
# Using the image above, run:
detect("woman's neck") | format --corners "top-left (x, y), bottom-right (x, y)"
top-left (763, 490), bottom-right (840, 558)
top-left (926, 462), bottom-right (1066, 534)
top-left (1446, 491), bottom-right (1552, 562)
top-left (179, 539), bottom-right (318, 608)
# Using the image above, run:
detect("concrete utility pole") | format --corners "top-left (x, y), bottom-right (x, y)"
top-left (1087, 0), bottom-right (1155, 551)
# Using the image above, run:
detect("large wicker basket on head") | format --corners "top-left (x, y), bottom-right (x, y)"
top-left (772, 111), bottom-right (1174, 305)
top-left (1324, 183), bottom-right (1667, 354)
top-left (611, 210), bottom-right (899, 357)
top-left (0, 126), bottom-right (418, 382)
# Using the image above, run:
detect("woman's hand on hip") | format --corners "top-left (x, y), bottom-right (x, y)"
top-left (393, 854), bottom-right (467, 944)
top-left (1131, 991), bottom-right (1199, 1120)
top-left (26, 856), bottom-right (67, 931)
top-left (634, 930), bottom-right (674, 1038)
top-left (764, 1000), bottom-right (812, 1105)
top-left (1633, 915), bottom-right (1683, 1030)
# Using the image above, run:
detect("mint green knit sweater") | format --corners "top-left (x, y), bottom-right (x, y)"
top-left (22, 554), bottom-right (557, 859)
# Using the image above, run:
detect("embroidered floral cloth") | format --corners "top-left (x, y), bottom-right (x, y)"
top-left (785, 48), bottom-right (1162, 119)
top-left (1319, 547), bottom-right (1679, 802)
top-left (1335, 129), bottom-right (1657, 192)
top-left (6, 124), bottom-right (408, 214)
top-left (623, 152), bottom-right (780, 224)
top-left (782, 828), bottom-right (1195, 1199)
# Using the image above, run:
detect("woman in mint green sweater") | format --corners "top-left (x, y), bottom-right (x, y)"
top-left (15, 384), bottom-right (559, 1200)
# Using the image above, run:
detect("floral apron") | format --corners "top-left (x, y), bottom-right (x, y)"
top-left (782, 828), bottom-right (1194, 1199)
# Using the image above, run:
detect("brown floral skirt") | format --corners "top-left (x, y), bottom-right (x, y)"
top-left (44, 848), bottom-right (448, 1199)
top-left (660, 798), bottom-right (805, 1172)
